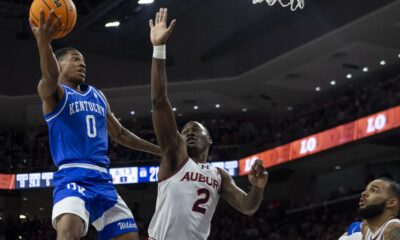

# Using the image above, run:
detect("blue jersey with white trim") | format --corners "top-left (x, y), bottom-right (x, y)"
top-left (45, 84), bottom-right (110, 167)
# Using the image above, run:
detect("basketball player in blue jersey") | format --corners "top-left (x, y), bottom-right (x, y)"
top-left (147, 9), bottom-right (268, 240)
top-left (30, 10), bottom-right (160, 240)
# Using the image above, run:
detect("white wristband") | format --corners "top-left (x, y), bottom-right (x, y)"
top-left (153, 45), bottom-right (166, 59)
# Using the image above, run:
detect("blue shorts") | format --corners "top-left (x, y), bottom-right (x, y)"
top-left (51, 164), bottom-right (138, 239)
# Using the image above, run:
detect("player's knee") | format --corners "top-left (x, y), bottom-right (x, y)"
top-left (56, 214), bottom-right (83, 240)
top-left (56, 227), bottom-right (81, 240)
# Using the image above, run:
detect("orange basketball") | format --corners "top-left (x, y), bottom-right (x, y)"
top-left (29, 0), bottom-right (77, 39)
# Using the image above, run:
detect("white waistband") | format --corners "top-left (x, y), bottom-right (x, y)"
top-left (58, 163), bottom-right (108, 173)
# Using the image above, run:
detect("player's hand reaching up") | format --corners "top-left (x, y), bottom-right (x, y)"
top-left (248, 160), bottom-right (269, 189)
top-left (29, 9), bottom-right (63, 44)
top-left (149, 8), bottom-right (176, 46)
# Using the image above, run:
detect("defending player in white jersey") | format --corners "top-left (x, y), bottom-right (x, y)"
top-left (358, 178), bottom-right (400, 240)
top-left (147, 8), bottom-right (269, 240)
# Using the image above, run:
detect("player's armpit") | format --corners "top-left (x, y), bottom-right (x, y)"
top-left (98, 91), bottom-right (161, 156)
top-left (38, 81), bottom-right (64, 115)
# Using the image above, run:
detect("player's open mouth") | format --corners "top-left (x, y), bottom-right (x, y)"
top-left (187, 138), bottom-right (197, 144)
top-left (78, 69), bottom-right (86, 78)
top-left (359, 198), bottom-right (365, 207)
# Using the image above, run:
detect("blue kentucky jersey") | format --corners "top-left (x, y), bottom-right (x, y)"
top-left (45, 84), bottom-right (110, 167)
top-left (347, 221), bottom-right (362, 235)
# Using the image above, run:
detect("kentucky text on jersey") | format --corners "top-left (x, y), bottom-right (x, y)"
top-left (180, 172), bottom-right (219, 190)
top-left (69, 100), bottom-right (106, 117)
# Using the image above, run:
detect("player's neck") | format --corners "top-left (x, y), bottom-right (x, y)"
top-left (366, 212), bottom-right (394, 233)
top-left (189, 150), bottom-right (208, 163)
top-left (59, 79), bottom-right (79, 91)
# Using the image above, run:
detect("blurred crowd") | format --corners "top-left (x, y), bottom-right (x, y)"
top-left (0, 215), bottom-right (54, 240)
top-left (0, 72), bottom-right (399, 172)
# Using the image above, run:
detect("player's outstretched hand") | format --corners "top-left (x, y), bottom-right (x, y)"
top-left (149, 8), bottom-right (176, 46)
top-left (248, 160), bottom-right (268, 189)
top-left (30, 9), bottom-right (63, 44)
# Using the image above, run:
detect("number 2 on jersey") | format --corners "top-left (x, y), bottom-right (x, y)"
top-left (192, 188), bottom-right (210, 214)
top-left (86, 115), bottom-right (97, 138)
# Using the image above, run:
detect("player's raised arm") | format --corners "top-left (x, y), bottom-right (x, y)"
top-left (30, 10), bottom-right (64, 111)
top-left (98, 91), bottom-right (161, 156)
top-left (219, 160), bottom-right (268, 216)
top-left (149, 9), bottom-right (186, 170)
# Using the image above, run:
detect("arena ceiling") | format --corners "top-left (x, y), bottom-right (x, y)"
top-left (0, 0), bottom-right (399, 125)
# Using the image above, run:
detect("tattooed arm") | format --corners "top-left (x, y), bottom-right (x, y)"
top-left (383, 223), bottom-right (400, 240)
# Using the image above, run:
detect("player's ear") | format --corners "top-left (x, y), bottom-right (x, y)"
top-left (386, 197), bottom-right (398, 209)
top-left (58, 60), bottom-right (66, 71)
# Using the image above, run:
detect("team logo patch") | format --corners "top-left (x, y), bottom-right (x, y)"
top-left (200, 164), bottom-right (209, 169)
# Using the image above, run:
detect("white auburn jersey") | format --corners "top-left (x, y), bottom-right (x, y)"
top-left (148, 158), bottom-right (222, 240)
top-left (364, 218), bottom-right (400, 240)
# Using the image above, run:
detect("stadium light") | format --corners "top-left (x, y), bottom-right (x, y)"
top-left (330, 80), bottom-right (336, 86)
top-left (362, 67), bottom-right (369, 72)
top-left (130, 111), bottom-right (135, 115)
top-left (19, 215), bottom-right (26, 219)
top-left (242, 108), bottom-right (248, 112)
top-left (215, 104), bottom-right (221, 108)
top-left (193, 105), bottom-right (198, 110)
top-left (346, 74), bottom-right (352, 79)
top-left (315, 86), bottom-right (321, 91)
top-left (138, 0), bottom-right (154, 4)
top-left (380, 60), bottom-right (386, 66)
top-left (172, 107), bottom-right (177, 112)
top-left (105, 21), bottom-right (120, 28)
